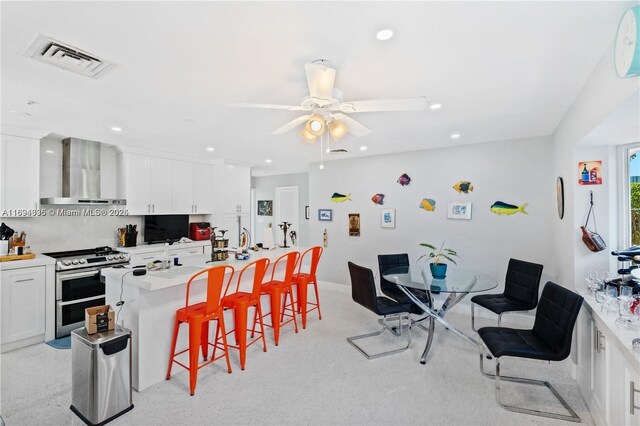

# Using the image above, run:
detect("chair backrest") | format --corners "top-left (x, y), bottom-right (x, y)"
top-left (348, 261), bottom-right (379, 314)
top-left (502, 258), bottom-right (544, 308)
top-left (532, 281), bottom-right (583, 360)
top-left (297, 246), bottom-right (323, 277)
top-left (225, 258), bottom-right (271, 303)
top-left (269, 251), bottom-right (301, 286)
top-left (186, 265), bottom-right (235, 315)
top-left (377, 253), bottom-right (409, 295)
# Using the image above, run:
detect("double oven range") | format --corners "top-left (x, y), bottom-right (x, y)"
top-left (44, 247), bottom-right (130, 338)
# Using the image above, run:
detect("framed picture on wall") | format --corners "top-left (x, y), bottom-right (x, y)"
top-left (447, 202), bottom-right (472, 220)
top-left (318, 209), bottom-right (332, 221)
top-left (381, 208), bottom-right (396, 228)
top-left (257, 200), bottom-right (273, 216)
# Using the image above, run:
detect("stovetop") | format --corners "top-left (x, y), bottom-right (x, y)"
top-left (44, 246), bottom-right (130, 271)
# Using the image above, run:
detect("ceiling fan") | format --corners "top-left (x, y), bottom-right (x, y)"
top-left (233, 59), bottom-right (429, 142)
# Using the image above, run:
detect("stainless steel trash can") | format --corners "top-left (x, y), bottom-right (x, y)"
top-left (70, 326), bottom-right (134, 426)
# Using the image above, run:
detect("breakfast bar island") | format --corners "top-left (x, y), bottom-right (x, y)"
top-left (102, 247), bottom-right (303, 391)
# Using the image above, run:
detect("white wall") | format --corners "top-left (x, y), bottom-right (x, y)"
top-left (551, 40), bottom-right (639, 292)
top-left (309, 136), bottom-right (556, 290)
top-left (252, 172), bottom-right (309, 247)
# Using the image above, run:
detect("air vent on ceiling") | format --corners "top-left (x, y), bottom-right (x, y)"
top-left (328, 149), bottom-right (349, 154)
top-left (24, 34), bottom-right (112, 78)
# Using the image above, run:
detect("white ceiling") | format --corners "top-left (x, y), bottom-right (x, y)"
top-left (0, 1), bottom-right (632, 176)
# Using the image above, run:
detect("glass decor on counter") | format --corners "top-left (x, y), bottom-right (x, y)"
top-left (587, 270), bottom-right (640, 329)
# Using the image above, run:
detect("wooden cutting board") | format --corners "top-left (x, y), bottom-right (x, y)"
top-left (0, 253), bottom-right (36, 262)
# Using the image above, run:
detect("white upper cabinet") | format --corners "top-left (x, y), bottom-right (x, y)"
top-left (1, 135), bottom-right (39, 214)
top-left (171, 160), bottom-right (193, 214)
top-left (120, 153), bottom-right (151, 215)
top-left (193, 163), bottom-right (213, 214)
top-left (118, 152), bottom-right (215, 215)
top-left (222, 164), bottom-right (251, 214)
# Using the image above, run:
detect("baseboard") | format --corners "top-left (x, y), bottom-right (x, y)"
top-left (1, 334), bottom-right (44, 353)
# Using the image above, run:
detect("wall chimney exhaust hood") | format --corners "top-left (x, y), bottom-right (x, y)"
top-left (40, 138), bottom-right (126, 205)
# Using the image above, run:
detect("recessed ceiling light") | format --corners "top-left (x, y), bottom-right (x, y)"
top-left (430, 104), bottom-right (442, 110)
top-left (319, 164), bottom-right (325, 170)
top-left (265, 159), bottom-right (272, 163)
top-left (110, 127), bottom-right (122, 132)
top-left (360, 146), bottom-right (368, 151)
top-left (326, 148), bottom-right (331, 153)
top-left (376, 29), bottom-right (394, 41)
top-left (45, 150), bottom-right (54, 154)
top-left (206, 147), bottom-right (215, 152)
top-left (450, 133), bottom-right (461, 139)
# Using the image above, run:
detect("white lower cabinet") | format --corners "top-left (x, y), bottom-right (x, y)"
top-left (576, 299), bottom-right (640, 425)
top-left (127, 245), bottom-right (205, 266)
top-left (1, 266), bottom-right (45, 351)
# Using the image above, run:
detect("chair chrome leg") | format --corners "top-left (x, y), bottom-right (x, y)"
top-left (471, 302), bottom-right (478, 332)
top-left (487, 357), bottom-right (581, 423)
top-left (347, 313), bottom-right (411, 360)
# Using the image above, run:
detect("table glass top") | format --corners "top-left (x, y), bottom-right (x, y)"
top-left (383, 265), bottom-right (498, 294)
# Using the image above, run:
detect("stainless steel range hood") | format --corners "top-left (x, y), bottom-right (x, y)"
top-left (40, 138), bottom-right (126, 205)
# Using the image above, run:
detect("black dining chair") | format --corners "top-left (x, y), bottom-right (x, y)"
top-left (378, 254), bottom-right (432, 314)
top-left (346, 261), bottom-right (412, 360)
top-left (478, 281), bottom-right (583, 422)
top-left (470, 258), bottom-right (544, 331)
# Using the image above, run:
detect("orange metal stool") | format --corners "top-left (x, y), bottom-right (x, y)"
top-left (220, 258), bottom-right (270, 370)
top-left (291, 246), bottom-right (323, 329)
top-left (253, 251), bottom-right (301, 346)
top-left (166, 265), bottom-right (234, 395)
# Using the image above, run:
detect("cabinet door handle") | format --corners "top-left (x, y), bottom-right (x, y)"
top-left (148, 204), bottom-right (150, 213)
top-left (142, 256), bottom-right (154, 260)
top-left (631, 381), bottom-right (640, 415)
top-left (597, 330), bottom-right (605, 353)
top-left (152, 203), bottom-right (155, 213)
top-left (195, 204), bottom-right (197, 213)
top-left (15, 278), bottom-right (35, 283)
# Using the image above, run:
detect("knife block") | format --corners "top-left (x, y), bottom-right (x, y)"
top-left (124, 232), bottom-right (137, 247)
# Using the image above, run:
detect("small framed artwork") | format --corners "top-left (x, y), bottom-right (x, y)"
top-left (257, 200), bottom-right (273, 216)
top-left (305, 206), bottom-right (310, 220)
top-left (448, 202), bottom-right (472, 220)
top-left (381, 208), bottom-right (396, 228)
top-left (577, 160), bottom-right (602, 185)
top-left (348, 213), bottom-right (360, 236)
top-left (318, 209), bottom-right (332, 222)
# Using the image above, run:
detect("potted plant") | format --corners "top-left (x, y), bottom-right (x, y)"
top-left (418, 242), bottom-right (461, 278)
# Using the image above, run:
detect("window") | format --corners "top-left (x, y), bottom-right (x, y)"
top-left (627, 145), bottom-right (640, 245)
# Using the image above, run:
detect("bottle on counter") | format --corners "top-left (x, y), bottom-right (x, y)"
top-left (163, 242), bottom-right (170, 269)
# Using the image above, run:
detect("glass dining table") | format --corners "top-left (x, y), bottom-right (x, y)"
top-left (383, 265), bottom-right (498, 364)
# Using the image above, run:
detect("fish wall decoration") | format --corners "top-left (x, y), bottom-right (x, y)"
top-left (490, 201), bottom-right (528, 215)
top-left (331, 193), bottom-right (352, 203)
top-left (453, 181), bottom-right (474, 194)
top-left (397, 173), bottom-right (411, 186)
top-left (419, 198), bottom-right (436, 212)
top-left (371, 194), bottom-right (385, 205)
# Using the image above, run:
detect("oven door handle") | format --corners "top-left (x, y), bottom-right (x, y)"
top-left (57, 295), bottom-right (105, 306)
top-left (57, 269), bottom-right (102, 280)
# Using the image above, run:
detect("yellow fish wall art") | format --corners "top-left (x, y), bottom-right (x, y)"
top-left (419, 198), bottom-right (436, 212)
top-left (453, 181), bottom-right (474, 194)
top-left (331, 193), bottom-right (352, 203)
top-left (490, 201), bottom-right (528, 215)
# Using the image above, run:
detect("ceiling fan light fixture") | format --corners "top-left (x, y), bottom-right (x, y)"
top-left (327, 119), bottom-right (349, 141)
top-left (305, 114), bottom-right (325, 136)
top-left (300, 127), bottom-right (318, 143)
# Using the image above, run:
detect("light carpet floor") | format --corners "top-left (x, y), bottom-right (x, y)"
top-left (1, 283), bottom-right (593, 426)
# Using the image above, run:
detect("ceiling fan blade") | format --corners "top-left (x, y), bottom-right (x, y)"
top-left (270, 114), bottom-right (312, 135)
top-left (228, 103), bottom-right (311, 112)
top-left (332, 113), bottom-right (372, 137)
top-left (305, 62), bottom-right (336, 101)
top-left (334, 97), bottom-right (428, 113)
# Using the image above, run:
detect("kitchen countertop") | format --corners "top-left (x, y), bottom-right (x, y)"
top-left (102, 246), bottom-right (306, 292)
top-left (0, 254), bottom-right (56, 270)
top-left (117, 240), bottom-right (210, 255)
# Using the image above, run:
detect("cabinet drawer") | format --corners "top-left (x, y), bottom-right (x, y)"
top-left (1, 266), bottom-right (46, 346)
